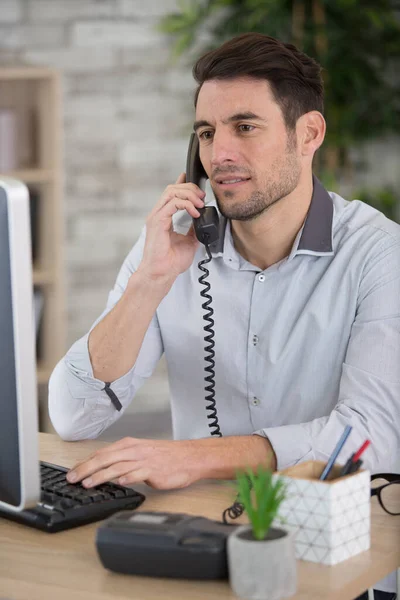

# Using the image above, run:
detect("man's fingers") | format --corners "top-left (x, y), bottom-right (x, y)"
top-left (158, 198), bottom-right (202, 222)
top-left (152, 189), bottom-right (204, 218)
top-left (67, 448), bottom-right (135, 483)
top-left (81, 461), bottom-right (140, 488)
top-left (175, 172), bottom-right (186, 184)
top-left (69, 437), bottom-right (137, 471)
top-left (118, 468), bottom-right (151, 486)
top-left (150, 182), bottom-right (205, 217)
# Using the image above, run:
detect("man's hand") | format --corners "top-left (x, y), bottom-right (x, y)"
top-left (66, 435), bottom-right (277, 490)
top-left (137, 172), bottom-right (206, 285)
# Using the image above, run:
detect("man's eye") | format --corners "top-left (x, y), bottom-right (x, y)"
top-left (199, 130), bottom-right (214, 140)
top-left (238, 124), bottom-right (254, 132)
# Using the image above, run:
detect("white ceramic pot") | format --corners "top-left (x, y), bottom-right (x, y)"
top-left (227, 525), bottom-right (297, 600)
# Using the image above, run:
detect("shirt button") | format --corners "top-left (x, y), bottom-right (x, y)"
top-left (253, 335), bottom-right (259, 346)
top-left (252, 397), bottom-right (260, 406)
top-left (258, 274), bottom-right (265, 282)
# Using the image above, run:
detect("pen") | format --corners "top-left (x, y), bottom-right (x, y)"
top-left (340, 440), bottom-right (371, 476)
top-left (347, 459), bottom-right (363, 474)
top-left (320, 425), bottom-right (352, 481)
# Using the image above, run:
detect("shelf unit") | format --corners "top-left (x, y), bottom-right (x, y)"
top-left (0, 67), bottom-right (65, 393)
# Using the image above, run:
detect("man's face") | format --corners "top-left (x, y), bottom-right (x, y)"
top-left (194, 77), bottom-right (302, 221)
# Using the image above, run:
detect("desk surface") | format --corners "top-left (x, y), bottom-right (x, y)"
top-left (0, 433), bottom-right (399, 600)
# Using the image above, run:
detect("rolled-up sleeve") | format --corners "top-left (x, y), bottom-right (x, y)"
top-left (255, 235), bottom-right (400, 472)
top-left (49, 227), bottom-right (164, 441)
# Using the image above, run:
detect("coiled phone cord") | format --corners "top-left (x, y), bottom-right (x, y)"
top-left (197, 240), bottom-right (245, 524)
top-left (197, 242), bottom-right (221, 438)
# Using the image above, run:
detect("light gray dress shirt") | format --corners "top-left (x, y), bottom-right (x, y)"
top-left (49, 177), bottom-right (400, 473)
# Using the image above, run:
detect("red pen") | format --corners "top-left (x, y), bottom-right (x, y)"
top-left (340, 440), bottom-right (371, 476)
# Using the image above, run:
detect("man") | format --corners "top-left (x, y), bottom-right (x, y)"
top-left (50, 33), bottom-right (399, 499)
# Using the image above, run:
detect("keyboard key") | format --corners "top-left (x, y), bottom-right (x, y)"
top-left (75, 494), bottom-right (93, 505)
top-left (112, 490), bottom-right (126, 499)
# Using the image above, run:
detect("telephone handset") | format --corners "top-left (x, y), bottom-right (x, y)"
top-left (186, 133), bottom-right (219, 246)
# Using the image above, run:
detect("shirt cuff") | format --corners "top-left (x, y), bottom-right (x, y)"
top-left (253, 424), bottom-right (313, 471)
top-left (65, 333), bottom-right (137, 404)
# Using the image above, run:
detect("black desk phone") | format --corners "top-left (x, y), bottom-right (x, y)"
top-left (96, 511), bottom-right (239, 580)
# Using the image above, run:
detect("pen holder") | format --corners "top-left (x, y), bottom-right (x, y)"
top-left (272, 461), bottom-right (370, 565)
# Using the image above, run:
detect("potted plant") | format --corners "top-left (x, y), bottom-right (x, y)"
top-left (227, 465), bottom-right (296, 600)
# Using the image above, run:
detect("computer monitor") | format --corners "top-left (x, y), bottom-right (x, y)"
top-left (0, 177), bottom-right (40, 512)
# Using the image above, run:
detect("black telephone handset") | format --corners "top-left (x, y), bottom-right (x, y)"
top-left (186, 133), bottom-right (219, 246)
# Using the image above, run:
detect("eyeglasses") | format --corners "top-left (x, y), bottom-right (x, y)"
top-left (370, 473), bottom-right (400, 516)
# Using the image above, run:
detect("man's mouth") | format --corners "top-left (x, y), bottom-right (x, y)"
top-left (215, 176), bottom-right (251, 187)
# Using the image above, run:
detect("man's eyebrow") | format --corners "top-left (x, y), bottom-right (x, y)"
top-left (193, 112), bottom-right (266, 132)
top-left (193, 119), bottom-right (211, 132)
top-left (225, 112), bottom-right (266, 123)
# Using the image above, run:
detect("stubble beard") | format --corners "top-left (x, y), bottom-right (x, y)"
top-left (213, 133), bottom-right (301, 222)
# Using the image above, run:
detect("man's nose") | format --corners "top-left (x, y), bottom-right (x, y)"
top-left (211, 132), bottom-right (239, 167)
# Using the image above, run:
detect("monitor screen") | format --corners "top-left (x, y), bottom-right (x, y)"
top-left (0, 187), bottom-right (20, 506)
top-left (0, 180), bottom-right (40, 511)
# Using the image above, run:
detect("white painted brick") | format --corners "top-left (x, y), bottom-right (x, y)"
top-left (67, 232), bottom-right (121, 266)
top-left (64, 115), bottom-right (122, 143)
top-left (65, 171), bottom-right (124, 214)
top-left (117, 138), bottom-right (192, 189)
top-left (0, 50), bottom-right (23, 65)
top-left (0, 25), bottom-right (65, 49)
top-left (71, 21), bottom-right (161, 48)
top-left (27, 0), bottom-right (116, 22)
top-left (119, 138), bottom-right (187, 170)
top-left (66, 289), bottom-right (112, 343)
top-left (0, 1), bottom-right (23, 23)
top-left (72, 212), bottom-right (144, 253)
top-left (120, 44), bottom-right (171, 68)
top-left (118, 91), bottom-right (184, 116)
top-left (65, 72), bottom-right (130, 96)
top-left (64, 142), bottom-right (118, 170)
top-left (117, 0), bottom-right (179, 18)
top-left (117, 93), bottom-right (192, 138)
top-left (64, 95), bottom-right (118, 119)
top-left (161, 68), bottom-right (195, 94)
top-left (65, 193), bottom-right (119, 215)
top-left (23, 47), bottom-right (118, 72)
top-left (120, 186), bottom-right (165, 212)
top-left (66, 70), bottom-right (162, 96)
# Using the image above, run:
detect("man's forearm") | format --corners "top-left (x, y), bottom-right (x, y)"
top-left (88, 270), bottom-right (173, 382)
top-left (190, 435), bottom-right (277, 481)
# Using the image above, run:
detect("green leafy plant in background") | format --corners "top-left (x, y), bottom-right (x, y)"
top-left (159, 0), bottom-right (400, 220)
top-left (234, 465), bottom-right (287, 540)
top-left (354, 186), bottom-right (400, 221)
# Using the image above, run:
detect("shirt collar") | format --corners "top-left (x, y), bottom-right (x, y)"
top-left (210, 175), bottom-right (334, 260)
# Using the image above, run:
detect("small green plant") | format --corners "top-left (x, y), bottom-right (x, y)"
top-left (234, 465), bottom-right (287, 541)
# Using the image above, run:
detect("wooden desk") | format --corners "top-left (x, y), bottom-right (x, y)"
top-left (0, 433), bottom-right (399, 600)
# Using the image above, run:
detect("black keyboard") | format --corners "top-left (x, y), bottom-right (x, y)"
top-left (0, 461), bottom-right (145, 533)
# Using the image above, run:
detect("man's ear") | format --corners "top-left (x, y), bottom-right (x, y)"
top-left (298, 111), bottom-right (326, 157)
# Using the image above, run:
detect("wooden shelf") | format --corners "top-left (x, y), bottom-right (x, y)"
top-left (37, 363), bottom-right (53, 385)
top-left (0, 68), bottom-right (65, 396)
top-left (0, 169), bottom-right (54, 184)
top-left (33, 268), bottom-right (54, 285)
top-left (0, 66), bottom-right (56, 80)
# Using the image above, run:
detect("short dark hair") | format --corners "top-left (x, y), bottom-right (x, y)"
top-left (193, 33), bottom-right (324, 130)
